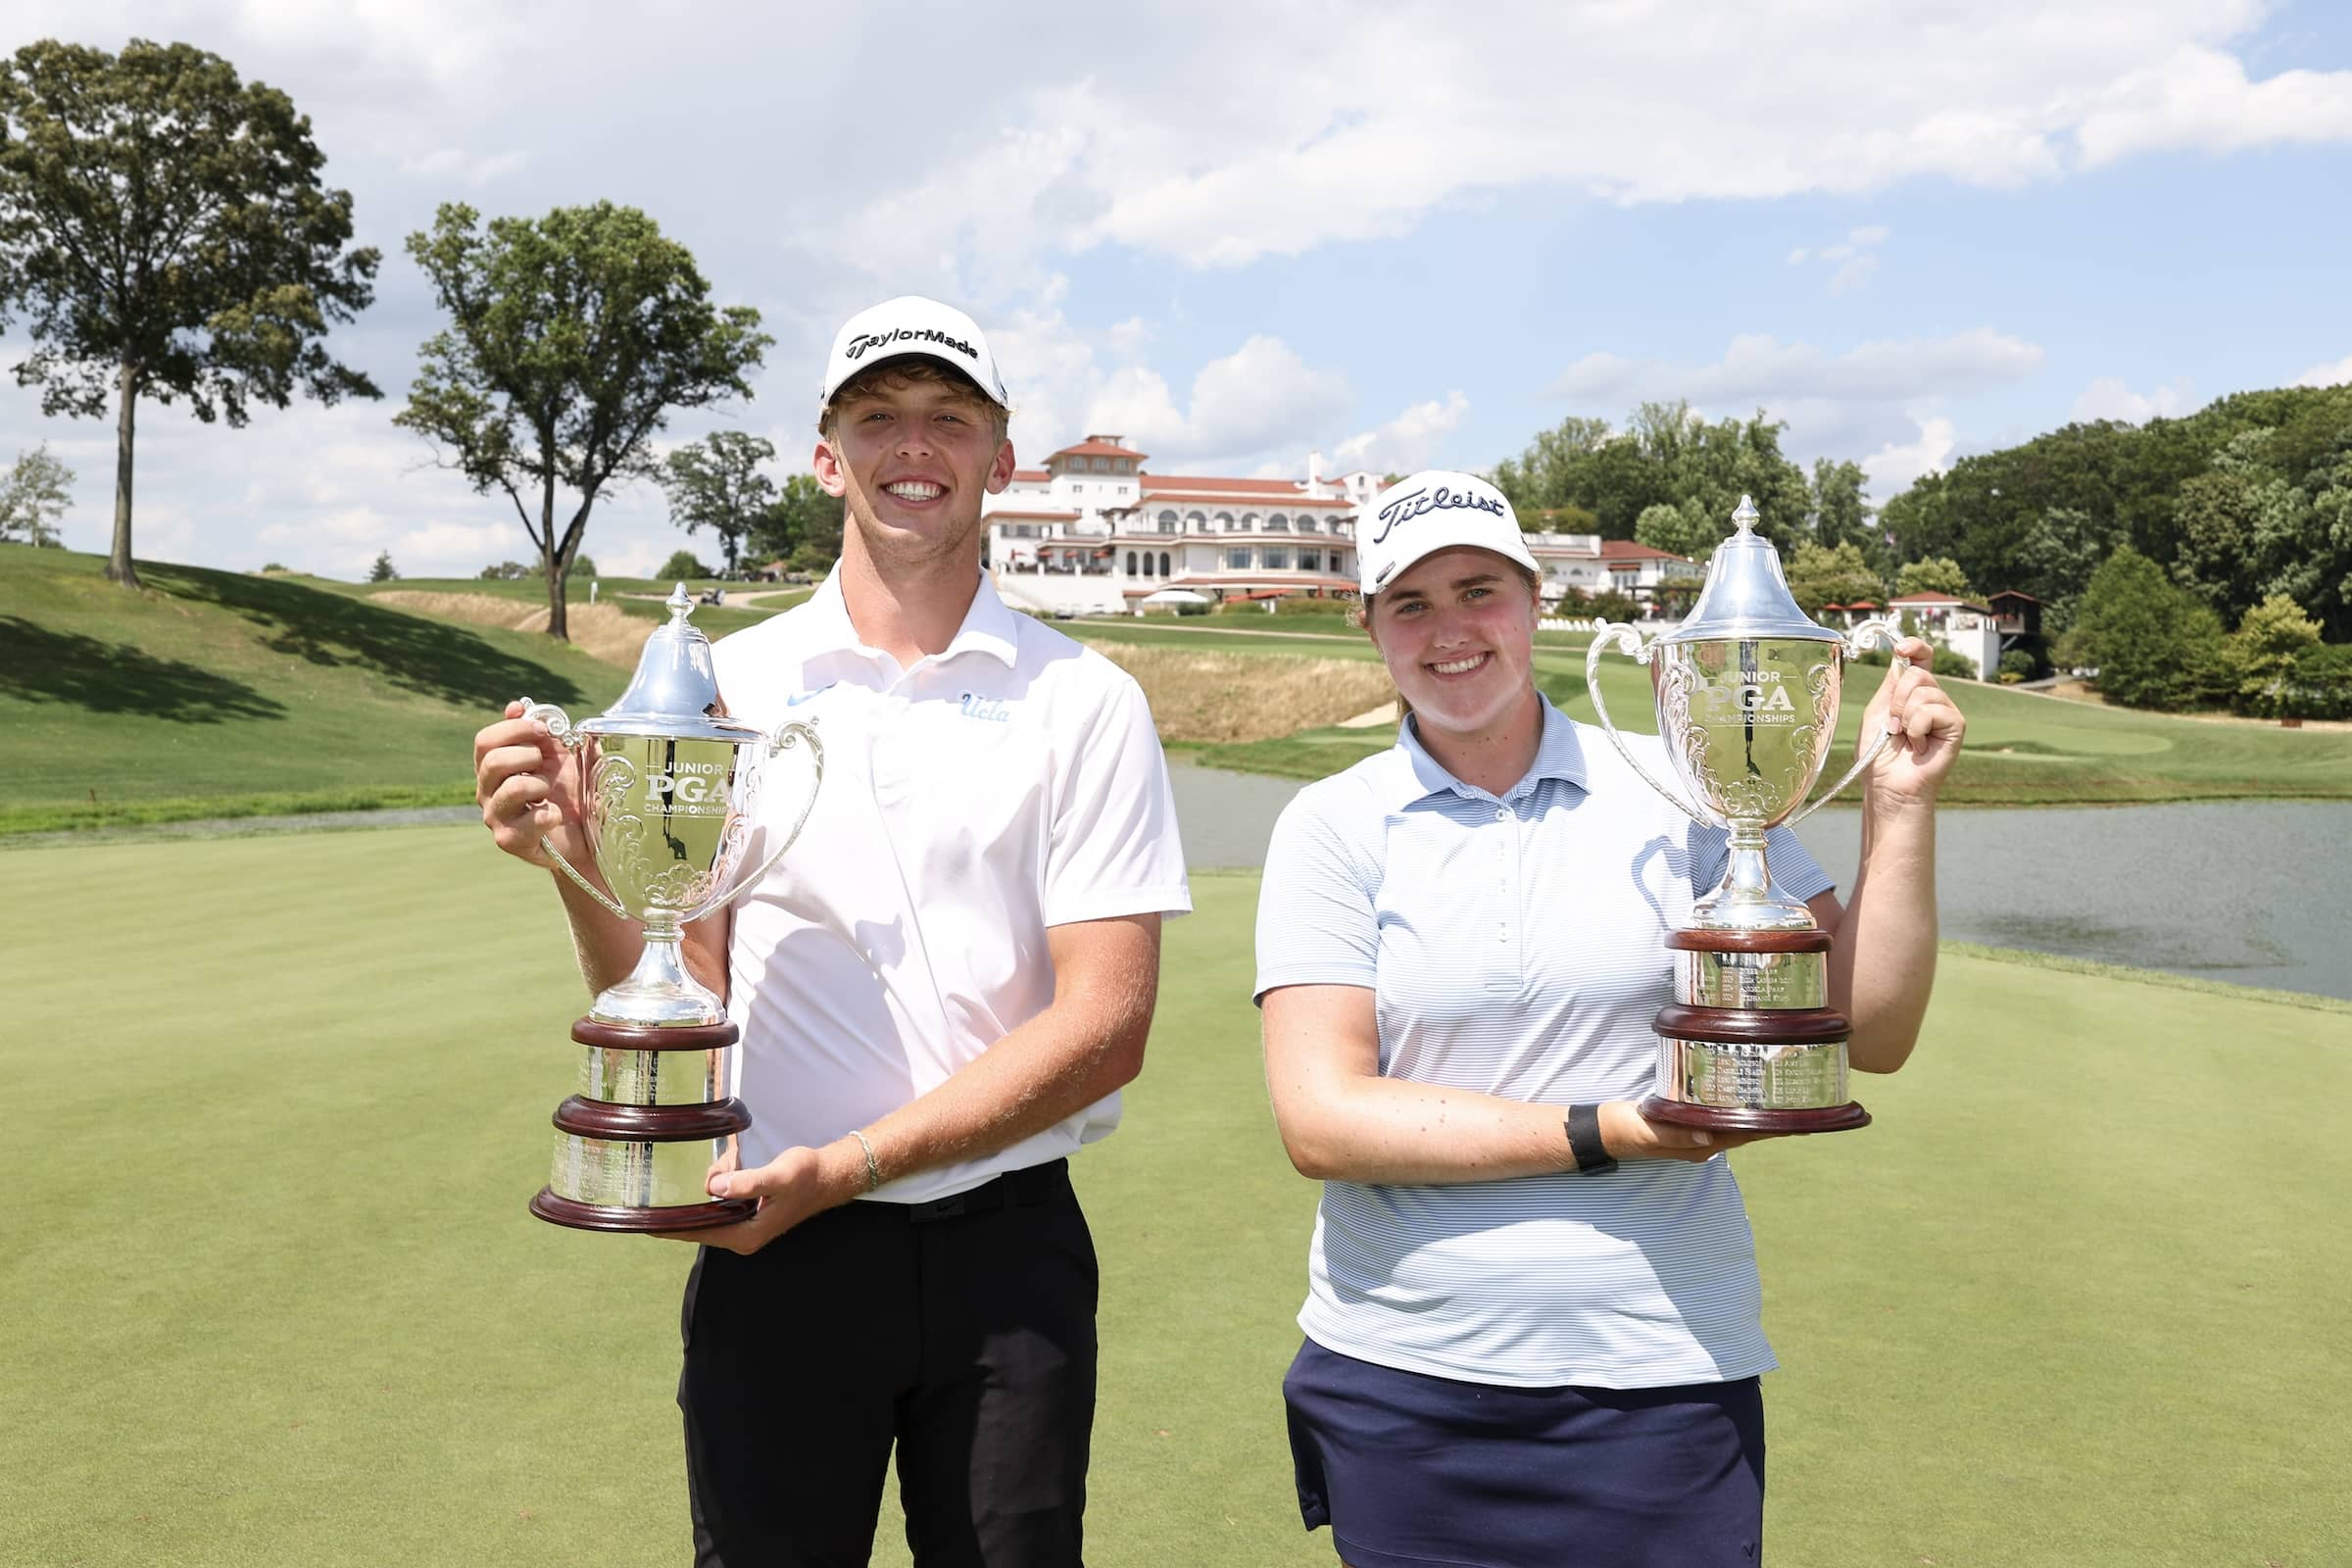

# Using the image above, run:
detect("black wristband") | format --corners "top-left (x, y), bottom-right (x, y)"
top-left (1565, 1104), bottom-right (1617, 1175)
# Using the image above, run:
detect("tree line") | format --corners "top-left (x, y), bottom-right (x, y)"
top-left (1490, 387), bottom-right (2352, 715)
top-left (0, 37), bottom-right (843, 642)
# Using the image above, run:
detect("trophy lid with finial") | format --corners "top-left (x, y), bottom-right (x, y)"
top-left (1658, 495), bottom-right (1841, 646)
top-left (577, 584), bottom-right (768, 742)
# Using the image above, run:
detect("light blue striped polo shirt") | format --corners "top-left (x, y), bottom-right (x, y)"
top-left (1253, 696), bottom-right (1835, 1390)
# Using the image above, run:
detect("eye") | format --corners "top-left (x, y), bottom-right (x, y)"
top-left (1463, 586), bottom-right (1492, 602)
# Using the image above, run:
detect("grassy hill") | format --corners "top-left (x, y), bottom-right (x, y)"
top-left (0, 549), bottom-right (629, 833)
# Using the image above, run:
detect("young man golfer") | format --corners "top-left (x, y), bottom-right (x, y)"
top-left (472, 296), bottom-right (1190, 1566)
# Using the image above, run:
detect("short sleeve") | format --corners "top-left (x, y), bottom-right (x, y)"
top-left (1253, 782), bottom-right (1383, 1004)
top-left (1043, 668), bottom-right (1192, 927)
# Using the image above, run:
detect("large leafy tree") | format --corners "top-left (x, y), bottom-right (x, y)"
top-left (659, 430), bottom-right (774, 577)
top-left (0, 39), bottom-right (381, 588)
top-left (750, 471), bottom-right (845, 572)
top-left (1783, 540), bottom-right (1887, 618)
top-left (1894, 557), bottom-right (1974, 598)
top-left (2059, 547), bottom-right (2227, 710)
top-left (396, 202), bottom-right (770, 639)
top-left (0, 443), bottom-right (71, 545)
top-left (1493, 400), bottom-right (1811, 551)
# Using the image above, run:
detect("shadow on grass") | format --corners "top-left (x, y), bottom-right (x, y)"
top-left (141, 562), bottom-right (592, 711)
top-left (0, 616), bottom-right (288, 722)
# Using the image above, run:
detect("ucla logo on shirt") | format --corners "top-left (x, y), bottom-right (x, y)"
top-left (959, 692), bottom-right (1012, 722)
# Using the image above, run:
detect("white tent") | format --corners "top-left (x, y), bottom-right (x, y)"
top-left (1136, 587), bottom-right (1212, 616)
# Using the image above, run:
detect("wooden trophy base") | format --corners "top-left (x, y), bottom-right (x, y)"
top-left (529, 1188), bottom-right (759, 1233)
top-left (532, 1016), bottom-right (756, 1234)
top-left (1639, 1095), bottom-right (1872, 1135)
top-left (1646, 997), bottom-right (1872, 1136)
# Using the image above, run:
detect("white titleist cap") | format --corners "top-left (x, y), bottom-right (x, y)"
top-left (820, 295), bottom-right (1009, 412)
top-left (1358, 469), bottom-right (1539, 594)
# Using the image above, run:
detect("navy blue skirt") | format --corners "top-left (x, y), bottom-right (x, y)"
top-left (1283, 1339), bottom-right (1766, 1568)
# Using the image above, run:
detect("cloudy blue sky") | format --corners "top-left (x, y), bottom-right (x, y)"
top-left (6, 0), bottom-right (2351, 579)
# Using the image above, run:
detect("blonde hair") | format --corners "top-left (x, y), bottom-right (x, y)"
top-left (819, 359), bottom-right (1010, 445)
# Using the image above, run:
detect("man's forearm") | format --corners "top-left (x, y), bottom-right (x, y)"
top-left (852, 990), bottom-right (1152, 1187)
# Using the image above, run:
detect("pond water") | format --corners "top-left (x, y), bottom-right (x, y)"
top-left (1166, 759), bottom-right (2352, 1003)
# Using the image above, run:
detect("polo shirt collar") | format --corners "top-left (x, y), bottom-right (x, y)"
top-left (799, 564), bottom-right (1021, 671)
top-left (1397, 695), bottom-right (1590, 804)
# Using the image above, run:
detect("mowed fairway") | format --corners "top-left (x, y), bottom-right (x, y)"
top-left (5, 829), bottom-right (2349, 1566)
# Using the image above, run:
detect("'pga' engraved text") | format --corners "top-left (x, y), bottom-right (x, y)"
top-left (1700, 668), bottom-right (1798, 721)
top-left (647, 759), bottom-right (732, 809)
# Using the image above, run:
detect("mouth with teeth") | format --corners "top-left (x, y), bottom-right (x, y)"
top-left (880, 478), bottom-right (946, 503)
top-left (1428, 652), bottom-right (1491, 677)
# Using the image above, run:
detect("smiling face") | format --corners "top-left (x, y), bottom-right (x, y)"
top-left (813, 365), bottom-right (1015, 570)
top-left (1364, 545), bottom-right (1542, 742)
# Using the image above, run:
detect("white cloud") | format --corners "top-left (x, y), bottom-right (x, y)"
top-left (2072, 375), bottom-right (2195, 423)
top-left (1863, 416), bottom-right (1960, 494)
top-left (2292, 354), bottom-right (2352, 389)
top-left (1549, 329), bottom-right (2044, 406)
top-left (826, 3), bottom-right (2344, 275)
top-left (1332, 392), bottom-right (1472, 475)
top-left (1087, 336), bottom-right (1351, 465)
top-left (1827, 255), bottom-right (1881, 294)
top-left (396, 147), bottom-right (529, 187)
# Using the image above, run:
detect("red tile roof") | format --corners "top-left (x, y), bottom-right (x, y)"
top-left (987, 509), bottom-right (1083, 522)
top-left (1594, 539), bottom-right (1693, 563)
top-left (1051, 438), bottom-right (1148, 462)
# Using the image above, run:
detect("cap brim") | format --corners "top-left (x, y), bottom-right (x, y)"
top-left (823, 352), bottom-right (1007, 411)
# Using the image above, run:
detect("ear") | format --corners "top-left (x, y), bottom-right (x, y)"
top-left (985, 436), bottom-right (1017, 495)
top-left (811, 438), bottom-right (848, 499)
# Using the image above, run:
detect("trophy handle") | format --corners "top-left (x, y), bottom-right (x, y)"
top-left (684, 719), bottom-right (826, 921)
top-left (1584, 622), bottom-right (1711, 827)
top-left (1782, 618), bottom-right (1904, 830)
top-left (515, 696), bottom-right (633, 922)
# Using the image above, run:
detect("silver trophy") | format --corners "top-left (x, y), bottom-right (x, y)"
top-left (1586, 497), bottom-right (1895, 1132)
top-left (516, 585), bottom-right (823, 1229)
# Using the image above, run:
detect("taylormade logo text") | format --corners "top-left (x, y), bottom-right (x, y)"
top-left (844, 326), bottom-right (978, 363)
top-left (1373, 483), bottom-right (1506, 544)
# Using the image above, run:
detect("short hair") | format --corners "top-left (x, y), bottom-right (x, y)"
top-left (819, 358), bottom-right (1009, 445)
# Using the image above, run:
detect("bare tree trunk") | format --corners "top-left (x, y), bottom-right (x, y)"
top-left (107, 361), bottom-right (141, 589)
top-left (543, 471), bottom-right (567, 641)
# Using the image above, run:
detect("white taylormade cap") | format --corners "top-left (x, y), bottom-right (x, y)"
top-left (1358, 469), bottom-right (1540, 594)
top-left (820, 295), bottom-right (1010, 412)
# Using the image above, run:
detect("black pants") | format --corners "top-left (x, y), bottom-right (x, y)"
top-left (678, 1160), bottom-right (1098, 1567)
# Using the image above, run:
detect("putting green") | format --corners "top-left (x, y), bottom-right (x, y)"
top-left (5, 829), bottom-right (2346, 1565)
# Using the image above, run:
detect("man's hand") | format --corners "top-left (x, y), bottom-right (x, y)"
top-left (659, 1143), bottom-right (859, 1256)
top-left (473, 700), bottom-right (591, 869)
top-left (1856, 637), bottom-right (1966, 809)
top-left (1598, 1101), bottom-right (1772, 1164)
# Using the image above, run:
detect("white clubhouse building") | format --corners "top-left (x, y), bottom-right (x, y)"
top-left (984, 436), bottom-right (1700, 616)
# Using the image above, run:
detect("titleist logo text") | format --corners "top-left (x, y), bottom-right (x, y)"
top-left (1373, 484), bottom-right (1505, 544)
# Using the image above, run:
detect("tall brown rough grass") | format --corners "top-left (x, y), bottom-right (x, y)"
top-left (1092, 644), bottom-right (1396, 743)
top-left (371, 591), bottom-right (655, 666)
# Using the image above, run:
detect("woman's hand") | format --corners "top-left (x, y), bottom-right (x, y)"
top-left (1855, 638), bottom-right (1966, 809)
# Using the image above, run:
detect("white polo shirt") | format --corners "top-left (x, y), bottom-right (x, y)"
top-left (1253, 698), bottom-right (1834, 1389)
top-left (710, 568), bottom-right (1191, 1202)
